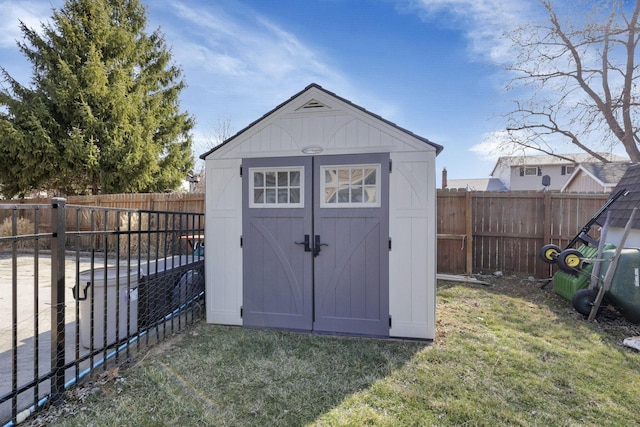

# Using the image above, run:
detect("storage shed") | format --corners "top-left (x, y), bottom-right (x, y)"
top-left (200, 84), bottom-right (443, 339)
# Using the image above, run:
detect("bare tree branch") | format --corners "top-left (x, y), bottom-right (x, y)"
top-left (498, 0), bottom-right (640, 162)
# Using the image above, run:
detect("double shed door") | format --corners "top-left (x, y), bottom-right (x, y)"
top-left (242, 153), bottom-right (389, 336)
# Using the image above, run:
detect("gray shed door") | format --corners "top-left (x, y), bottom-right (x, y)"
top-left (242, 153), bottom-right (389, 336)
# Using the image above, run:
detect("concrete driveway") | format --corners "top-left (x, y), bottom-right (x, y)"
top-left (0, 254), bottom-right (122, 423)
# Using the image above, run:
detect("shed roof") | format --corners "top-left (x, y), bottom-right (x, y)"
top-left (609, 163), bottom-right (640, 229)
top-left (200, 83), bottom-right (443, 160)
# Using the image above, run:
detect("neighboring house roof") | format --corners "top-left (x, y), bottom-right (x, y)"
top-left (560, 162), bottom-right (634, 192)
top-left (490, 153), bottom-right (628, 176)
top-left (200, 83), bottom-right (443, 159)
top-left (446, 178), bottom-right (506, 191)
top-left (609, 163), bottom-right (640, 229)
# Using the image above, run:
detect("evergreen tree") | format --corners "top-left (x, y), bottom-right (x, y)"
top-left (0, 0), bottom-right (194, 197)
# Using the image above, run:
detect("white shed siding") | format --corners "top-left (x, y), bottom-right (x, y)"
top-left (389, 152), bottom-right (436, 339)
top-left (607, 228), bottom-right (640, 248)
top-left (205, 158), bottom-right (243, 325)
top-left (203, 85), bottom-right (439, 339)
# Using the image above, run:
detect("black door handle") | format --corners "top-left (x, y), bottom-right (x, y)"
top-left (295, 234), bottom-right (312, 252)
top-left (313, 235), bottom-right (328, 257)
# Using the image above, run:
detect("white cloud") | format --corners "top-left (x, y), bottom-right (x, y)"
top-left (155, 0), bottom-right (384, 133)
top-left (469, 130), bottom-right (512, 161)
top-left (164, 1), bottom-right (346, 90)
top-left (399, 0), bottom-right (536, 64)
top-left (0, 1), bottom-right (55, 48)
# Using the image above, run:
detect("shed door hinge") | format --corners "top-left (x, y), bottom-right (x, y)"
top-left (240, 306), bottom-right (243, 317)
top-left (389, 159), bottom-right (392, 173)
top-left (240, 165), bottom-right (243, 177)
top-left (240, 236), bottom-right (243, 247)
top-left (388, 238), bottom-right (392, 251)
top-left (389, 315), bottom-right (392, 328)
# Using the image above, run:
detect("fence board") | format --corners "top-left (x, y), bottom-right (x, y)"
top-left (436, 190), bottom-right (468, 274)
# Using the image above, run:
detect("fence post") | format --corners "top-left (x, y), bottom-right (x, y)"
top-left (50, 197), bottom-right (67, 404)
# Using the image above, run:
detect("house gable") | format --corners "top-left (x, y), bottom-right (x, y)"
top-left (491, 153), bottom-right (629, 190)
top-left (561, 162), bottom-right (632, 193)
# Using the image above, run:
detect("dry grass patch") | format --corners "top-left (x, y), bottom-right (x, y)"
top-left (0, 217), bottom-right (35, 249)
top-left (29, 277), bottom-right (640, 427)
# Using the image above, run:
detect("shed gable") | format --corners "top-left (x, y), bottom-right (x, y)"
top-left (201, 83), bottom-right (442, 160)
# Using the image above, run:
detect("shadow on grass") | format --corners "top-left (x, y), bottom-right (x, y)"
top-left (54, 325), bottom-right (426, 427)
top-left (37, 278), bottom-right (640, 426)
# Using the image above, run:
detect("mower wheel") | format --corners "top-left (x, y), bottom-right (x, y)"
top-left (539, 244), bottom-right (561, 264)
top-left (572, 288), bottom-right (603, 317)
top-left (557, 249), bottom-right (583, 274)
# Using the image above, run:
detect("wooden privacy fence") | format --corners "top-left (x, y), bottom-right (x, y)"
top-left (437, 190), bottom-right (611, 279)
top-left (1, 191), bottom-right (614, 278)
top-left (0, 193), bottom-right (205, 234)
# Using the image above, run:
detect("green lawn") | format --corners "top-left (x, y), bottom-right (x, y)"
top-left (37, 278), bottom-right (640, 426)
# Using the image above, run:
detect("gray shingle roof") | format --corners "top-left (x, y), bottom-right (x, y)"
top-left (577, 162), bottom-right (634, 185)
top-left (609, 163), bottom-right (640, 229)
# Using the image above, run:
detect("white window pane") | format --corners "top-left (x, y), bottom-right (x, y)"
top-left (265, 189), bottom-right (276, 203)
top-left (325, 188), bottom-right (336, 203)
top-left (364, 169), bottom-right (376, 185)
top-left (277, 189), bottom-right (288, 203)
top-left (319, 164), bottom-right (380, 208)
top-left (265, 172), bottom-right (276, 187)
top-left (351, 186), bottom-right (363, 203)
top-left (254, 172), bottom-right (264, 187)
top-left (338, 188), bottom-right (350, 203)
top-left (254, 189), bottom-right (264, 204)
top-left (325, 169), bottom-right (334, 184)
top-left (290, 171), bottom-right (300, 186)
top-left (351, 169), bottom-right (363, 185)
top-left (338, 169), bottom-right (350, 186)
top-left (364, 186), bottom-right (377, 203)
top-left (249, 167), bottom-right (304, 208)
top-left (290, 188), bottom-right (300, 203)
top-left (277, 171), bottom-right (288, 187)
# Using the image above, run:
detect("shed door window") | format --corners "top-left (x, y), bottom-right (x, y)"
top-left (250, 167), bottom-right (304, 208)
top-left (321, 164), bottom-right (381, 208)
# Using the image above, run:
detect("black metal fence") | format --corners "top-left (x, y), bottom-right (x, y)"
top-left (0, 199), bottom-right (205, 425)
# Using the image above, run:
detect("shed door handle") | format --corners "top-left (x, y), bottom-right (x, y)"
top-left (295, 235), bottom-right (312, 252)
top-left (314, 235), bottom-right (328, 257)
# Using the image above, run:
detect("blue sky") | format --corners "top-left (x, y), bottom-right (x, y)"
top-left (0, 0), bottom-right (540, 185)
